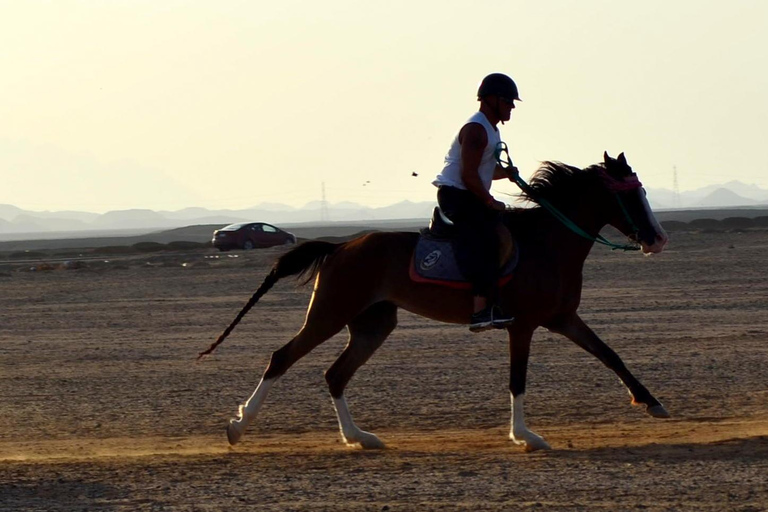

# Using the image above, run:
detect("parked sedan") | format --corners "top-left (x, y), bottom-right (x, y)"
top-left (211, 222), bottom-right (297, 251)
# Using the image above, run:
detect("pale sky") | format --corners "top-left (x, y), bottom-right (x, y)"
top-left (2, 0), bottom-right (767, 213)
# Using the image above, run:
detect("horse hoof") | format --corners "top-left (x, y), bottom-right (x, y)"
top-left (523, 439), bottom-right (551, 452)
top-left (511, 432), bottom-right (551, 452)
top-left (647, 404), bottom-right (670, 418)
top-left (359, 438), bottom-right (385, 450)
top-left (227, 421), bottom-right (244, 445)
top-left (345, 432), bottom-right (385, 450)
top-left (354, 433), bottom-right (385, 450)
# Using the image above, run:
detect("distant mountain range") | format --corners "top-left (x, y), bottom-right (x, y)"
top-left (0, 200), bottom-right (438, 238)
top-left (645, 180), bottom-right (768, 209)
top-left (2, 180), bottom-right (768, 239)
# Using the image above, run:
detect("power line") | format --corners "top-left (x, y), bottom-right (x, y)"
top-left (320, 182), bottom-right (329, 222)
top-left (673, 165), bottom-right (680, 209)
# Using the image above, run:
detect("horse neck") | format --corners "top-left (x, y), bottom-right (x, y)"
top-left (513, 197), bottom-right (608, 268)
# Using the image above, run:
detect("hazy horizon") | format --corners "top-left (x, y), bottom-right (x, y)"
top-left (3, 1), bottom-right (767, 214)
top-left (4, 174), bottom-right (768, 217)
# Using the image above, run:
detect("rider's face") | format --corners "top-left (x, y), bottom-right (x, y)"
top-left (498, 97), bottom-right (516, 121)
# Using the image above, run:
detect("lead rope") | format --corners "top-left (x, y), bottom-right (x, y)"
top-left (494, 142), bottom-right (640, 252)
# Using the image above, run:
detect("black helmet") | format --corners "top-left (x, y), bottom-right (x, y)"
top-left (477, 73), bottom-right (521, 102)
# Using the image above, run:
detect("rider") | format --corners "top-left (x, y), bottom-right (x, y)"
top-left (432, 73), bottom-right (521, 332)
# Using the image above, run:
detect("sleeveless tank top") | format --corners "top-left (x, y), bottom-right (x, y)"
top-left (432, 111), bottom-right (502, 191)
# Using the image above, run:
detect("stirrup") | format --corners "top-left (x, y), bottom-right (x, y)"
top-left (469, 306), bottom-right (514, 333)
top-left (469, 317), bottom-right (495, 333)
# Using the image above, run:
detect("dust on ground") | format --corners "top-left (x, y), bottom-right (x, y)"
top-left (1, 230), bottom-right (767, 511)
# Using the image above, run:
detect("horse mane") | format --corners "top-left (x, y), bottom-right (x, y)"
top-left (518, 161), bottom-right (604, 205)
top-left (502, 160), bottom-right (607, 239)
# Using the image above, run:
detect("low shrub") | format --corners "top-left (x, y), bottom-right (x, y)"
top-left (8, 250), bottom-right (47, 260)
top-left (53, 251), bottom-right (87, 258)
top-left (689, 218), bottom-right (722, 231)
top-left (660, 220), bottom-right (689, 232)
top-left (721, 217), bottom-right (755, 230)
top-left (97, 246), bottom-right (136, 255)
top-left (132, 242), bottom-right (166, 253)
top-left (167, 241), bottom-right (210, 251)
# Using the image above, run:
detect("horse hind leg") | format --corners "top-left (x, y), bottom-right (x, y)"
top-left (226, 312), bottom-right (347, 446)
top-left (325, 301), bottom-right (397, 450)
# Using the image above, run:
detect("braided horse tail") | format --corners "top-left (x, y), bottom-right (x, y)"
top-left (197, 241), bottom-right (341, 360)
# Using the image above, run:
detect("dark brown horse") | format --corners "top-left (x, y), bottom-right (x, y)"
top-left (200, 152), bottom-right (669, 452)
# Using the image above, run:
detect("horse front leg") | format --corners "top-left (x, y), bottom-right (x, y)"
top-left (508, 323), bottom-right (551, 452)
top-left (546, 313), bottom-right (670, 418)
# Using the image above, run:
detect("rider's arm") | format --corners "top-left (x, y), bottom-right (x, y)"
top-left (493, 164), bottom-right (509, 180)
top-left (493, 163), bottom-right (519, 180)
top-left (459, 123), bottom-right (500, 208)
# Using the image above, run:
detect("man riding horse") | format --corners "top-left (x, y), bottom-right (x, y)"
top-left (433, 73), bottom-right (521, 332)
top-left (201, 74), bottom-right (671, 452)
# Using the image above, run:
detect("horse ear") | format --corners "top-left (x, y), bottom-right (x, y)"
top-left (603, 151), bottom-right (611, 164)
top-left (617, 152), bottom-right (627, 165)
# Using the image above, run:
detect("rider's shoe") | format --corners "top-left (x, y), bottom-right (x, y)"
top-left (469, 305), bottom-right (514, 332)
top-left (491, 305), bottom-right (515, 329)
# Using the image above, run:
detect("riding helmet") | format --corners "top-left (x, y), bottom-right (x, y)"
top-left (477, 73), bottom-right (521, 102)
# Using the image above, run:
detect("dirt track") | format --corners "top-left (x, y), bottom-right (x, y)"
top-left (2, 230), bottom-right (767, 511)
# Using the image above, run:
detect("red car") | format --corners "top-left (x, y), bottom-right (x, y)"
top-left (211, 222), bottom-right (297, 251)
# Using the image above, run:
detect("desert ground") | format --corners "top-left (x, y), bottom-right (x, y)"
top-left (1, 228), bottom-right (767, 511)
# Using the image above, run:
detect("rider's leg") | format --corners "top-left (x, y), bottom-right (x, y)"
top-left (437, 186), bottom-right (500, 318)
top-left (467, 213), bottom-right (514, 330)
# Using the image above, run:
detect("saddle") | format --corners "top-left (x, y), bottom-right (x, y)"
top-left (409, 207), bottom-right (519, 289)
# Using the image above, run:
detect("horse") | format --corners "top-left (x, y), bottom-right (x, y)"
top-left (199, 151), bottom-right (670, 452)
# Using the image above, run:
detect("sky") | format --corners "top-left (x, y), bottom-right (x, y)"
top-left (1, 0), bottom-right (767, 213)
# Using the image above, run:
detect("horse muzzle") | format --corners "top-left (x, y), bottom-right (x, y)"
top-left (640, 232), bottom-right (669, 255)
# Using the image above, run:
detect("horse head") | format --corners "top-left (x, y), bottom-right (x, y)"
top-left (599, 152), bottom-right (668, 254)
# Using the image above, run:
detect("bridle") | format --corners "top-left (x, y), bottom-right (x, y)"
top-left (495, 142), bottom-right (642, 251)
top-left (597, 167), bottom-right (643, 243)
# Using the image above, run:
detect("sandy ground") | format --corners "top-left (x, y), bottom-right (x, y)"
top-left (1, 229), bottom-right (767, 511)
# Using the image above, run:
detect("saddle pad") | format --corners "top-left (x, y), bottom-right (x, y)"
top-left (409, 236), bottom-right (519, 289)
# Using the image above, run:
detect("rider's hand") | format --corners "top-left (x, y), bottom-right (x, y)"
top-left (506, 165), bottom-right (519, 179)
top-left (487, 198), bottom-right (506, 211)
